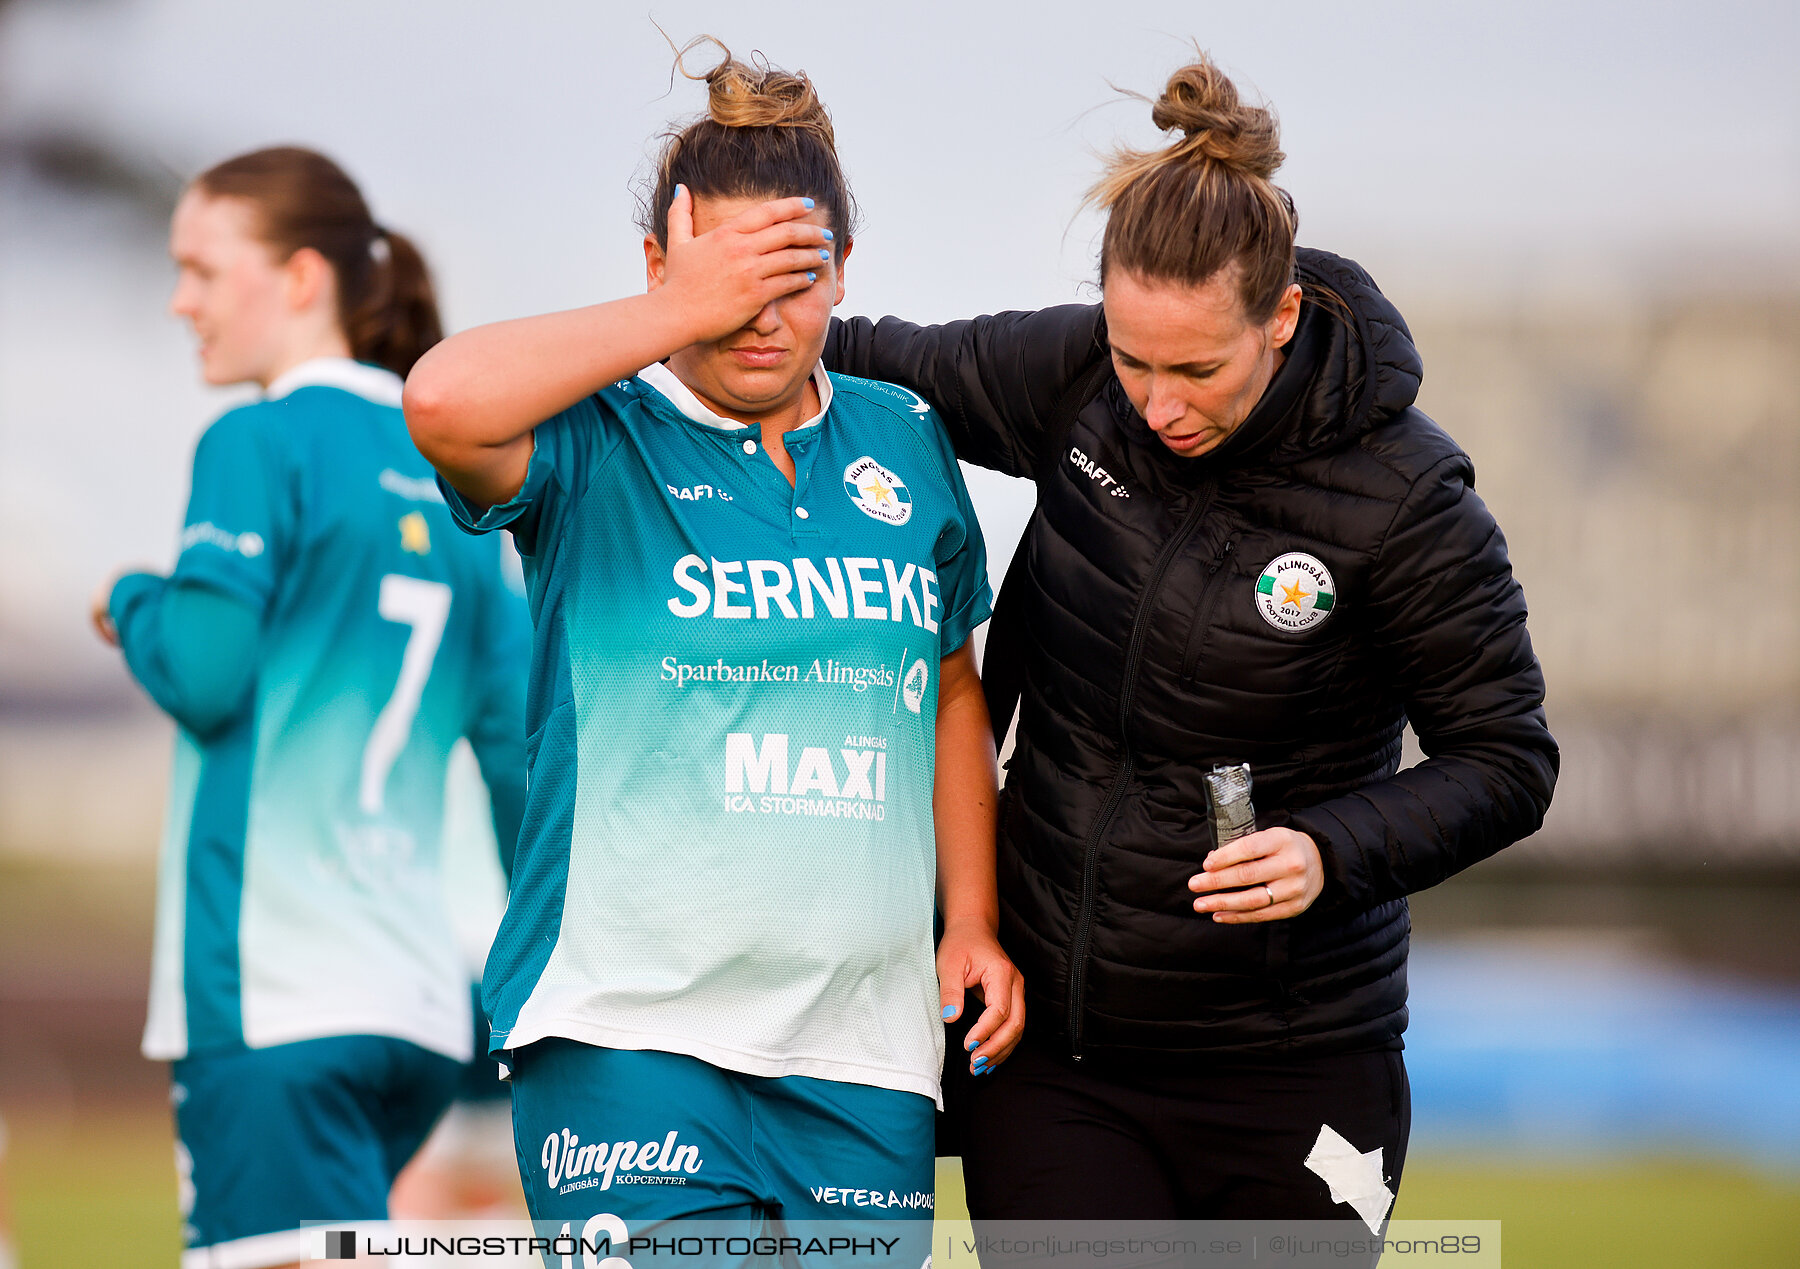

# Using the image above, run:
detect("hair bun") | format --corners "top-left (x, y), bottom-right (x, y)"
top-left (708, 59), bottom-right (828, 133)
top-left (641, 34), bottom-right (859, 254)
top-left (1150, 54), bottom-right (1283, 179)
top-left (671, 36), bottom-right (834, 144)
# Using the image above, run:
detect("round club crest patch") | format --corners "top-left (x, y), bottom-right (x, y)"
top-left (1255, 552), bottom-right (1337, 632)
top-left (843, 456), bottom-right (912, 525)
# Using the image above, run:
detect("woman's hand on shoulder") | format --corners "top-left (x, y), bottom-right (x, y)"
top-left (653, 187), bottom-right (831, 344)
top-left (937, 918), bottom-right (1025, 1076)
top-left (1189, 827), bottom-right (1325, 923)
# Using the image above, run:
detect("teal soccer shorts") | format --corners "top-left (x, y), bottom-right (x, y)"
top-left (509, 1039), bottom-right (934, 1260)
top-left (172, 1034), bottom-right (460, 1266)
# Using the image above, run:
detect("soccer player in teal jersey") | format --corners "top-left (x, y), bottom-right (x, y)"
top-left (91, 148), bottom-right (529, 1269)
top-left (406, 46), bottom-right (1024, 1245)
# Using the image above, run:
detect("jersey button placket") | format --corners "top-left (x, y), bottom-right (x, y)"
top-left (789, 440), bottom-right (822, 541)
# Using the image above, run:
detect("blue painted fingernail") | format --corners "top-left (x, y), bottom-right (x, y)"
top-left (820, 249), bottom-right (831, 260)
top-left (972, 1054), bottom-right (989, 1067)
top-left (942, 1006), bottom-right (956, 1019)
top-left (823, 229), bottom-right (834, 241)
top-left (965, 1037), bottom-right (980, 1051)
top-left (802, 198), bottom-right (815, 209)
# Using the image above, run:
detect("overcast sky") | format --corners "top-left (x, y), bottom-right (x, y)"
top-left (3, 0), bottom-right (1798, 697)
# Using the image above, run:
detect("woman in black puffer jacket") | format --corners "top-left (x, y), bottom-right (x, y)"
top-left (825, 52), bottom-right (1556, 1223)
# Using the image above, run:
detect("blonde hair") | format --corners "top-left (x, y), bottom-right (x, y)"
top-left (640, 37), bottom-right (857, 251)
top-left (1089, 51), bottom-right (1296, 321)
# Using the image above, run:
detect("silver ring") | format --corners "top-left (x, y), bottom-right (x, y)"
top-left (1262, 884), bottom-right (1276, 908)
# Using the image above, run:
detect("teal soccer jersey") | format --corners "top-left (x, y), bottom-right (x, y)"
top-left (122, 359), bottom-right (529, 1063)
top-left (445, 363), bottom-right (991, 1103)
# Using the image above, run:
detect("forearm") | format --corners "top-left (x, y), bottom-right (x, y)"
top-left (826, 305), bottom-right (1107, 477)
top-left (111, 575), bottom-right (260, 737)
top-left (1285, 720), bottom-right (1558, 910)
top-left (1294, 455), bottom-right (1559, 908)
top-left (404, 291), bottom-right (695, 504)
top-left (933, 648), bottom-right (1000, 932)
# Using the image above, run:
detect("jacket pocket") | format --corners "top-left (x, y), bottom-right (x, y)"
top-left (1180, 536), bottom-right (1239, 681)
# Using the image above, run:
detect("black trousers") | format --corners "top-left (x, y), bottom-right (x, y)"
top-left (955, 1030), bottom-right (1410, 1220)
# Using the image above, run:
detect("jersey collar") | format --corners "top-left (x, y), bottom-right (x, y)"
top-left (265, 358), bottom-right (405, 407)
top-left (636, 360), bottom-right (832, 433)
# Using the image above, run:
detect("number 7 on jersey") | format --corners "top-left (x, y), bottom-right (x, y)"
top-left (360, 574), bottom-right (452, 816)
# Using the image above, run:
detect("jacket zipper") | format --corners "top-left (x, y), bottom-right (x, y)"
top-left (1065, 478), bottom-right (1219, 1060)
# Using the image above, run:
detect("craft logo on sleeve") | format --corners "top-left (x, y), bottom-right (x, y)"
top-left (1255, 551), bottom-right (1337, 632)
top-left (843, 457), bottom-right (912, 525)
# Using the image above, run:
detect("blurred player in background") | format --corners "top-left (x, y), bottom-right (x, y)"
top-left (91, 146), bottom-right (527, 1269)
top-left (389, 738), bottom-right (527, 1219)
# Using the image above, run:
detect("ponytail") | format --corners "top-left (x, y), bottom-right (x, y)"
top-left (343, 227), bottom-right (442, 379)
top-left (194, 146), bottom-right (443, 376)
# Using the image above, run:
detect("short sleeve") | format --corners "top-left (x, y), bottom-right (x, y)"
top-left (924, 415), bottom-right (993, 656)
top-left (170, 409), bottom-right (287, 610)
top-left (438, 394), bottom-right (614, 557)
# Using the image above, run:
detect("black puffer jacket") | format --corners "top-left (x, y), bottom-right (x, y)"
top-left (825, 248), bottom-right (1557, 1062)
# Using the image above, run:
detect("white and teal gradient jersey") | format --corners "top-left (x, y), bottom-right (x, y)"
top-left (127, 359), bottom-right (529, 1063)
top-left (445, 363), bottom-right (991, 1103)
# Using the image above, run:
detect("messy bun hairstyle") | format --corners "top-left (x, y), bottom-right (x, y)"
top-left (641, 38), bottom-right (858, 255)
top-left (194, 146), bottom-right (442, 377)
top-left (1089, 52), bottom-right (1297, 322)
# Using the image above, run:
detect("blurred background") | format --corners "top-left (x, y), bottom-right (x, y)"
top-left (3, 1), bottom-right (1798, 1265)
